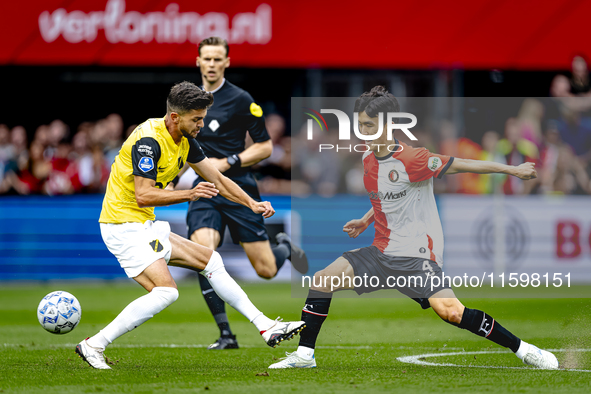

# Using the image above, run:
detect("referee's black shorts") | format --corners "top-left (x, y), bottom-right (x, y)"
top-left (186, 173), bottom-right (269, 247)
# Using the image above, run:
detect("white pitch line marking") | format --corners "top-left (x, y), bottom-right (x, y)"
top-left (397, 349), bottom-right (591, 372)
top-left (2, 343), bottom-right (466, 351)
top-left (3, 343), bottom-right (377, 350)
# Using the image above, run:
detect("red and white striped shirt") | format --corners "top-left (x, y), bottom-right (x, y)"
top-left (363, 141), bottom-right (454, 266)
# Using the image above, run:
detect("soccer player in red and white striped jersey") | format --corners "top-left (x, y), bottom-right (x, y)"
top-left (361, 138), bottom-right (452, 265)
top-left (269, 86), bottom-right (558, 370)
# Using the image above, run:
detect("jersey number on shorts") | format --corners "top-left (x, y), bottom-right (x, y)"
top-left (422, 260), bottom-right (435, 278)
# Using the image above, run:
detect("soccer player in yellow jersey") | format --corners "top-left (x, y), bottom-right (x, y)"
top-left (186, 37), bottom-right (308, 351)
top-left (75, 82), bottom-right (305, 370)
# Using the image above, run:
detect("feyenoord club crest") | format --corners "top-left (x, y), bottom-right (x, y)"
top-left (388, 170), bottom-right (399, 182)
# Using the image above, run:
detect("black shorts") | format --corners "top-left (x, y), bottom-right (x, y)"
top-left (186, 174), bottom-right (268, 247)
top-left (342, 246), bottom-right (450, 309)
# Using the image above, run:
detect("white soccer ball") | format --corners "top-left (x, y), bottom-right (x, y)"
top-left (37, 291), bottom-right (82, 334)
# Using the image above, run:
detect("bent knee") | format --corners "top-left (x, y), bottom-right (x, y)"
top-left (446, 308), bottom-right (463, 324)
top-left (255, 265), bottom-right (277, 279)
top-left (434, 304), bottom-right (463, 324)
top-left (251, 256), bottom-right (277, 279)
top-left (204, 251), bottom-right (224, 272)
top-left (152, 286), bottom-right (179, 306)
top-left (310, 270), bottom-right (332, 293)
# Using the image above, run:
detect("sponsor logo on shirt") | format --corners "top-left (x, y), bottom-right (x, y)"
top-left (388, 170), bottom-right (399, 182)
top-left (428, 157), bottom-right (442, 171)
top-left (139, 157), bottom-right (154, 172)
top-left (137, 144), bottom-right (154, 156)
top-left (367, 189), bottom-right (407, 200)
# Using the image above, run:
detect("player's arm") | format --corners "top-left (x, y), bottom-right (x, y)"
top-left (188, 158), bottom-right (275, 218)
top-left (446, 158), bottom-right (537, 180)
top-left (132, 136), bottom-right (218, 207)
top-left (135, 176), bottom-right (219, 207)
top-left (237, 139), bottom-right (273, 167)
top-left (343, 207), bottom-right (375, 238)
top-left (208, 95), bottom-right (273, 172)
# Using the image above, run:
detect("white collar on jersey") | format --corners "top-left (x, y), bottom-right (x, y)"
top-left (203, 78), bottom-right (226, 94)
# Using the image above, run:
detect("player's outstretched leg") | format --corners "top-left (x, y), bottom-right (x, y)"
top-left (269, 288), bottom-right (331, 368)
top-left (190, 228), bottom-right (238, 350)
top-left (197, 274), bottom-right (239, 350)
top-left (269, 257), bottom-right (352, 369)
top-left (198, 250), bottom-right (305, 347)
top-left (171, 233), bottom-right (304, 347)
top-left (429, 292), bottom-right (559, 369)
top-left (77, 260), bottom-right (179, 369)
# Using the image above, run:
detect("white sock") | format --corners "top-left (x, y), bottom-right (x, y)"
top-left (515, 340), bottom-right (529, 359)
top-left (297, 346), bottom-right (315, 360)
top-left (252, 314), bottom-right (276, 332)
top-left (86, 332), bottom-right (110, 349)
top-left (201, 251), bottom-right (273, 331)
top-left (87, 286), bottom-right (179, 349)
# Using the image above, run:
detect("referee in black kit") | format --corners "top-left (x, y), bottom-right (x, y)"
top-left (184, 37), bottom-right (308, 350)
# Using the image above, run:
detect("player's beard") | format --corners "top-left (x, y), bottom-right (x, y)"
top-left (181, 127), bottom-right (198, 140)
top-left (179, 119), bottom-right (199, 139)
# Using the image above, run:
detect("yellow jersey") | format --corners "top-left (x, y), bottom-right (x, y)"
top-left (99, 117), bottom-right (206, 224)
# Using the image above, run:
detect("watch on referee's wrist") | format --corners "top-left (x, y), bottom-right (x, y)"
top-left (226, 154), bottom-right (241, 170)
top-left (226, 155), bottom-right (242, 168)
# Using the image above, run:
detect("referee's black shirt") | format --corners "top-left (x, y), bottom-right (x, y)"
top-left (196, 79), bottom-right (270, 180)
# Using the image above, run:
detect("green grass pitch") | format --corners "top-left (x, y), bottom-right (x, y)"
top-left (1, 282), bottom-right (591, 393)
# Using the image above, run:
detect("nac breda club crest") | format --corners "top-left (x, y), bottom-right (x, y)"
top-left (149, 239), bottom-right (163, 252)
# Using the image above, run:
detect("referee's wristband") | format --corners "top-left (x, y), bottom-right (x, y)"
top-left (227, 154), bottom-right (242, 170)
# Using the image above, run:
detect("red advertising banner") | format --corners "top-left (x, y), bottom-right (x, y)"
top-left (1, 0), bottom-right (589, 69)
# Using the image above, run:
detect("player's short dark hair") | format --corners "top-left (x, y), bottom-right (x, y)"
top-left (354, 86), bottom-right (400, 121)
top-left (166, 81), bottom-right (213, 115)
top-left (198, 37), bottom-right (229, 57)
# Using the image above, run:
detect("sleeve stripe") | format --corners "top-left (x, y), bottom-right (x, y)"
top-left (437, 157), bottom-right (455, 179)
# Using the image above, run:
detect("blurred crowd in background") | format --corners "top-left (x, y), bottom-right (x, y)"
top-left (0, 114), bottom-right (131, 196)
top-left (2, 58), bottom-right (591, 197)
top-left (0, 112), bottom-right (294, 197)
